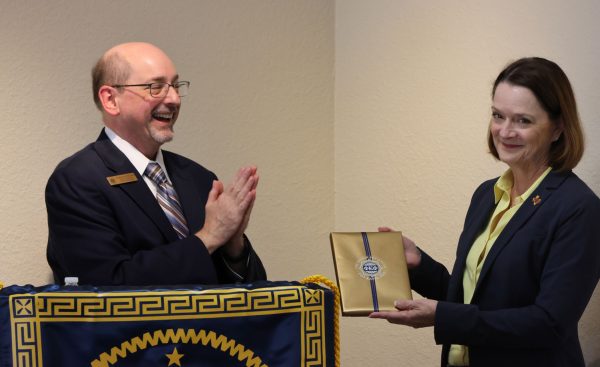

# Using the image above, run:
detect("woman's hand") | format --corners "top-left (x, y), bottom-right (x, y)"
top-left (369, 299), bottom-right (438, 328)
top-left (378, 227), bottom-right (422, 268)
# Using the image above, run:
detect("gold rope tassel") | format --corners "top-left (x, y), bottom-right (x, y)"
top-left (300, 275), bottom-right (340, 367)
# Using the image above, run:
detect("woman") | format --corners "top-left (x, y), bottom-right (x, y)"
top-left (370, 57), bottom-right (600, 367)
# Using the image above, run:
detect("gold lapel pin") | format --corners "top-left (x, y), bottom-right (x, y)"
top-left (532, 195), bottom-right (541, 206)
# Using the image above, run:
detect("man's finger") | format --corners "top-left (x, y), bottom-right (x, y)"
top-left (230, 166), bottom-right (253, 194)
top-left (207, 180), bottom-right (222, 203)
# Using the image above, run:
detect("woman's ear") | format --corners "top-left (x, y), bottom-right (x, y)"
top-left (552, 119), bottom-right (564, 142)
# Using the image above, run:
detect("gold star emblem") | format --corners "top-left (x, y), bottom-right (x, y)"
top-left (165, 347), bottom-right (184, 366)
top-left (532, 195), bottom-right (541, 206)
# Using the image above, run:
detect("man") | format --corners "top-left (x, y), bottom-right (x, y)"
top-left (46, 42), bottom-right (266, 286)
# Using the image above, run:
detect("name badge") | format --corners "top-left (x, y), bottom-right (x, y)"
top-left (106, 173), bottom-right (138, 186)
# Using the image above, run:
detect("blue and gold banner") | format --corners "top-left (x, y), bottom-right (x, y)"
top-left (0, 281), bottom-right (337, 367)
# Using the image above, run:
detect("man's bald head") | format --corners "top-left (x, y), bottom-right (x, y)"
top-left (91, 42), bottom-right (173, 111)
top-left (92, 46), bottom-right (131, 110)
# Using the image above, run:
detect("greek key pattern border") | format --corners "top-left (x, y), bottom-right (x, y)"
top-left (9, 286), bottom-right (328, 367)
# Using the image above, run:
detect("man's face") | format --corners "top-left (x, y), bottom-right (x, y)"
top-left (115, 46), bottom-right (181, 155)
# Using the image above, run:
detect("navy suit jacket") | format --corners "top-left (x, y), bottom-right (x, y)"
top-left (46, 131), bottom-right (266, 286)
top-left (409, 170), bottom-right (600, 367)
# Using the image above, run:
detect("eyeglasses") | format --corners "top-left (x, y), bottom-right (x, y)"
top-left (111, 81), bottom-right (190, 98)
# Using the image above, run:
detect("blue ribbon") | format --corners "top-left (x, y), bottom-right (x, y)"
top-left (361, 232), bottom-right (379, 312)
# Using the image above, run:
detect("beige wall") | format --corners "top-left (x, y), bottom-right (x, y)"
top-left (0, 1), bottom-right (334, 284)
top-left (335, 1), bottom-right (600, 366)
top-left (1, 1), bottom-right (599, 366)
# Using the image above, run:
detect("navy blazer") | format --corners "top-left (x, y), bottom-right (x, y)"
top-left (46, 130), bottom-right (266, 286)
top-left (410, 170), bottom-right (600, 367)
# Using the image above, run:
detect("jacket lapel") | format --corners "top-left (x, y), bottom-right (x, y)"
top-left (457, 198), bottom-right (495, 269)
top-left (93, 131), bottom-right (178, 242)
top-left (474, 171), bottom-right (569, 294)
top-left (448, 188), bottom-right (496, 301)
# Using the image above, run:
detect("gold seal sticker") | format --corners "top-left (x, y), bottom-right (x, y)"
top-left (356, 257), bottom-right (386, 280)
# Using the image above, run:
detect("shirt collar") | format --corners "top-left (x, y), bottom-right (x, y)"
top-left (104, 127), bottom-right (169, 179)
top-left (493, 167), bottom-right (552, 204)
top-left (494, 170), bottom-right (513, 204)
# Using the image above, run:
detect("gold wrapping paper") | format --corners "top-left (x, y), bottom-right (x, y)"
top-left (330, 231), bottom-right (412, 316)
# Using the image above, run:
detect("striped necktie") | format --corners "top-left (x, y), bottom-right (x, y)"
top-left (144, 162), bottom-right (189, 239)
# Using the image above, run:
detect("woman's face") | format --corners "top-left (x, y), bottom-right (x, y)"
top-left (490, 82), bottom-right (563, 173)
